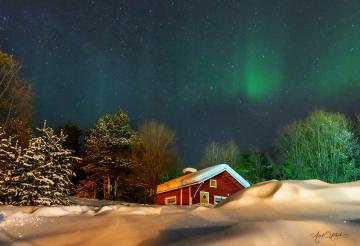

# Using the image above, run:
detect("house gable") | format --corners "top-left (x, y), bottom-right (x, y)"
top-left (191, 171), bottom-right (245, 205)
top-left (156, 170), bottom-right (246, 205)
top-left (156, 163), bottom-right (250, 194)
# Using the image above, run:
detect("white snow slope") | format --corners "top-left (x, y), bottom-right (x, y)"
top-left (1, 180), bottom-right (360, 246)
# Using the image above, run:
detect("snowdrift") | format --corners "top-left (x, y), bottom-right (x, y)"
top-left (1, 179), bottom-right (360, 223)
top-left (220, 179), bottom-right (360, 207)
top-left (212, 179), bottom-right (360, 223)
top-left (0, 204), bottom-right (164, 221)
top-left (1, 180), bottom-right (360, 246)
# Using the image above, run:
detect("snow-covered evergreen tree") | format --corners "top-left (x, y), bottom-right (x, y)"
top-left (0, 133), bottom-right (22, 204)
top-left (0, 122), bottom-right (78, 205)
top-left (37, 123), bottom-right (76, 205)
top-left (16, 136), bottom-right (50, 205)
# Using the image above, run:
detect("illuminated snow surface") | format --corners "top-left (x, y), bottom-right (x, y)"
top-left (1, 180), bottom-right (360, 245)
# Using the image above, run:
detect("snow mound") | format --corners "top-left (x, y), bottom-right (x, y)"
top-left (0, 204), bottom-right (166, 224)
top-left (219, 179), bottom-right (360, 208)
top-left (112, 206), bottom-right (135, 213)
top-left (95, 206), bottom-right (113, 215)
top-left (96, 205), bottom-right (163, 215)
top-left (127, 207), bottom-right (162, 215)
top-left (32, 205), bottom-right (90, 217)
top-left (0, 211), bottom-right (37, 227)
top-left (190, 206), bottom-right (211, 214)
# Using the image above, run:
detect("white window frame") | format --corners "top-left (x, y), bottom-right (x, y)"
top-left (165, 196), bottom-right (177, 205)
top-left (214, 195), bottom-right (227, 205)
top-left (209, 179), bottom-right (217, 188)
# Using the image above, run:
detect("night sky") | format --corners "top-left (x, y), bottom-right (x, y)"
top-left (1, 1), bottom-right (360, 164)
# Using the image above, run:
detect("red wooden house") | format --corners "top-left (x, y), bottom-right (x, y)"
top-left (156, 164), bottom-right (250, 206)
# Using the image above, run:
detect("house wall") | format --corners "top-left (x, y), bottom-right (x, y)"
top-left (192, 171), bottom-right (245, 204)
top-left (181, 186), bottom-right (189, 205)
top-left (156, 189), bottom-right (180, 205)
top-left (156, 171), bottom-right (246, 205)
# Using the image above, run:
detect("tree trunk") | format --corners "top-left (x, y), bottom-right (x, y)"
top-left (103, 176), bottom-right (106, 199)
top-left (93, 182), bottom-right (96, 199)
top-left (114, 176), bottom-right (120, 200)
top-left (148, 184), bottom-right (156, 204)
top-left (107, 175), bottom-right (111, 200)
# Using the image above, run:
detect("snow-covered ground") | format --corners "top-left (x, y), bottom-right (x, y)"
top-left (1, 180), bottom-right (360, 245)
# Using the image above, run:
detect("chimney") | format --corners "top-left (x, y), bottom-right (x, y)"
top-left (183, 167), bottom-right (197, 175)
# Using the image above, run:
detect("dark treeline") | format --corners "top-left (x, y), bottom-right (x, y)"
top-left (201, 110), bottom-right (360, 185)
top-left (0, 50), bottom-right (179, 205)
top-left (1, 49), bottom-right (360, 205)
top-left (76, 111), bottom-right (178, 204)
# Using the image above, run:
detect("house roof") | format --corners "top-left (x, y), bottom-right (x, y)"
top-left (156, 163), bottom-right (250, 194)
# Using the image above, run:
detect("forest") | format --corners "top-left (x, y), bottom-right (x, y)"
top-left (1, 49), bottom-right (360, 205)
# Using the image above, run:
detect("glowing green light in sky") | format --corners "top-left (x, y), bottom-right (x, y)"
top-left (229, 36), bottom-right (285, 102)
top-left (226, 5), bottom-right (287, 103)
top-left (243, 42), bottom-right (283, 101)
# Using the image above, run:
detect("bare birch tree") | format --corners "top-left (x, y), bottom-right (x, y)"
top-left (201, 140), bottom-right (240, 168)
top-left (0, 50), bottom-right (32, 124)
top-left (130, 120), bottom-right (177, 204)
top-left (0, 50), bottom-right (33, 147)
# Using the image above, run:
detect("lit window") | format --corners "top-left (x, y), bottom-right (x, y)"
top-left (210, 179), bottom-right (217, 188)
top-left (214, 195), bottom-right (227, 205)
top-left (165, 196), bottom-right (177, 205)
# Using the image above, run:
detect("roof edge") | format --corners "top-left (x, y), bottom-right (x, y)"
top-left (156, 181), bottom-right (201, 194)
top-left (157, 164), bottom-right (250, 194)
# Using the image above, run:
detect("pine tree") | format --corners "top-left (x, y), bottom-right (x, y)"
top-left (15, 136), bottom-right (51, 205)
top-left (81, 109), bottom-right (134, 200)
top-left (0, 134), bottom-right (22, 204)
top-left (2, 122), bottom-right (77, 205)
top-left (38, 124), bottom-right (76, 205)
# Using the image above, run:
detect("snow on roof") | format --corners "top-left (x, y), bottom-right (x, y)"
top-left (157, 163), bottom-right (250, 194)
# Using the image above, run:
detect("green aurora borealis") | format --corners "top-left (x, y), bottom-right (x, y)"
top-left (2, 0), bottom-right (360, 163)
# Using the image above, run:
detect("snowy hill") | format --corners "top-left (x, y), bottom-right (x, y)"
top-left (1, 180), bottom-right (360, 245)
